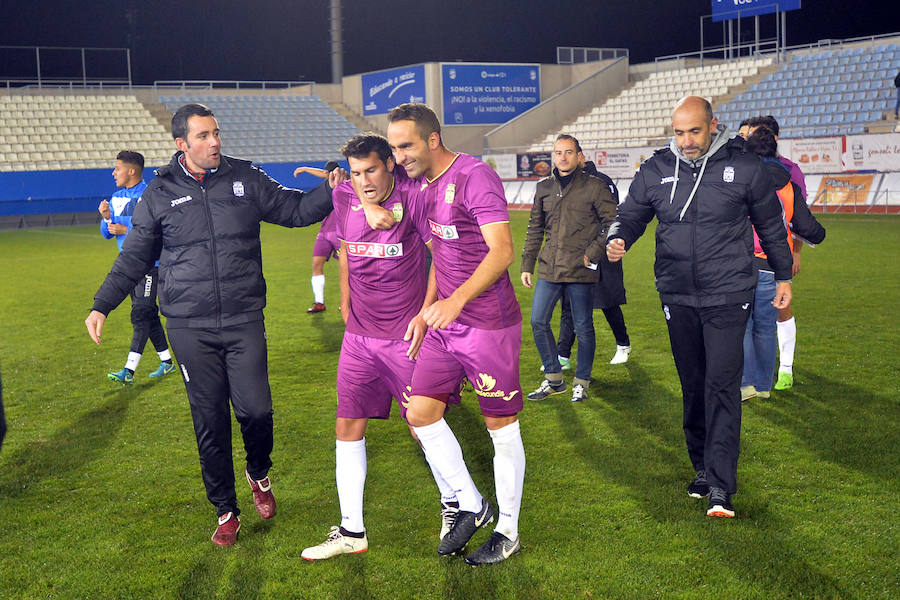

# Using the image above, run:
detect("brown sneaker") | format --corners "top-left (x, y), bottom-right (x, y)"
top-left (246, 469), bottom-right (276, 519)
top-left (211, 512), bottom-right (240, 545)
top-left (307, 302), bottom-right (326, 314)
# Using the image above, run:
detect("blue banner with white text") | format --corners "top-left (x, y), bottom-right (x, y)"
top-left (441, 63), bottom-right (540, 125)
top-left (362, 64), bottom-right (426, 116)
top-left (712, 0), bottom-right (801, 22)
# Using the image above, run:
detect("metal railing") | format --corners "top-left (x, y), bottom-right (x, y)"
top-left (152, 80), bottom-right (315, 90)
top-left (0, 45), bottom-right (132, 88)
top-left (484, 56), bottom-right (629, 152)
top-left (557, 47), bottom-right (628, 65)
top-left (653, 31), bottom-right (900, 73)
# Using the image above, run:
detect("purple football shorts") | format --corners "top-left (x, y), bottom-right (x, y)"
top-left (410, 320), bottom-right (523, 416)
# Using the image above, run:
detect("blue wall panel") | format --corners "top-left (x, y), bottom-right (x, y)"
top-left (0, 161), bottom-right (338, 217)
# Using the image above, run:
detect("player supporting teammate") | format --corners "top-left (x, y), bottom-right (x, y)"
top-left (381, 103), bottom-right (526, 565)
top-left (295, 161), bottom-right (341, 313)
top-left (99, 150), bottom-right (174, 383)
top-left (301, 134), bottom-right (458, 560)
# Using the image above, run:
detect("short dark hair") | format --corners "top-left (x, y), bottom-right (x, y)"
top-left (341, 133), bottom-right (393, 164)
top-left (171, 103), bottom-right (215, 140)
top-left (739, 118), bottom-right (750, 129)
top-left (387, 103), bottom-right (441, 143)
top-left (116, 150), bottom-right (144, 171)
top-left (746, 125), bottom-right (778, 158)
top-left (555, 134), bottom-right (582, 154)
top-left (748, 115), bottom-right (780, 137)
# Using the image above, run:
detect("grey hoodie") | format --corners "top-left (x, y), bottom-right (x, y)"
top-left (667, 125), bottom-right (731, 221)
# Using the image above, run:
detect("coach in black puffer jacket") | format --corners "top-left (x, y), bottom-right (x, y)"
top-left (92, 152), bottom-right (332, 326)
top-left (86, 103), bottom-right (338, 543)
top-left (605, 97), bottom-right (792, 519)
top-left (608, 124), bottom-right (792, 307)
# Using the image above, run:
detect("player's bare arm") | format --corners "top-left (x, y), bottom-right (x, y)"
top-left (405, 241), bottom-right (434, 358)
top-left (423, 221), bottom-right (514, 329)
top-left (361, 201), bottom-right (395, 230)
top-left (338, 240), bottom-right (351, 324)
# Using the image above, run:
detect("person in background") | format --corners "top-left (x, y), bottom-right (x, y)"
top-left (739, 126), bottom-right (825, 402)
top-left (98, 150), bottom-right (175, 384)
top-left (295, 161), bottom-right (341, 314)
top-left (744, 115), bottom-right (808, 391)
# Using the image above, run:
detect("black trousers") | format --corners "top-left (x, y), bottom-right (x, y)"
top-left (558, 294), bottom-right (630, 356)
top-left (130, 267), bottom-right (168, 356)
top-left (166, 320), bottom-right (274, 516)
top-left (663, 302), bottom-right (750, 494)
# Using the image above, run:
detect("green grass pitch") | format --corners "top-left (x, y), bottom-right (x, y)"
top-left (0, 212), bottom-right (897, 599)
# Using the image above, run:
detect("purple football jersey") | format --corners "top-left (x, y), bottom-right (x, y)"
top-left (419, 153), bottom-right (521, 330)
top-left (332, 172), bottom-right (431, 339)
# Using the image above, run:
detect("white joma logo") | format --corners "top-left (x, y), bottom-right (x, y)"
top-left (171, 195), bottom-right (192, 207)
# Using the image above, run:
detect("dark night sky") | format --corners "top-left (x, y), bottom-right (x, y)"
top-left (2, 1), bottom-right (899, 84)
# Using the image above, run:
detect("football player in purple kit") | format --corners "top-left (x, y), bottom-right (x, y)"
top-left (301, 133), bottom-right (461, 561)
top-left (380, 103), bottom-right (526, 565)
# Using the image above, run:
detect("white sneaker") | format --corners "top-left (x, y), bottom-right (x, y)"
top-left (741, 385), bottom-right (758, 402)
top-left (440, 501), bottom-right (459, 540)
top-left (301, 526), bottom-right (368, 561)
top-left (609, 345), bottom-right (631, 364)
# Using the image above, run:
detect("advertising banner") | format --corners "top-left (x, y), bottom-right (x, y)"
top-left (362, 64), bottom-right (426, 116)
top-left (515, 152), bottom-right (552, 178)
top-left (779, 137), bottom-right (842, 174)
top-left (711, 0), bottom-right (801, 23)
top-left (441, 63), bottom-right (540, 125)
top-left (812, 174), bottom-right (875, 206)
top-left (483, 154), bottom-right (518, 180)
top-left (842, 133), bottom-right (900, 171)
top-left (590, 147), bottom-right (655, 179)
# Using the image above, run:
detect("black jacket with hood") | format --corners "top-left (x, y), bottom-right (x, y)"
top-left (607, 127), bottom-right (793, 308)
top-left (92, 152), bottom-right (334, 328)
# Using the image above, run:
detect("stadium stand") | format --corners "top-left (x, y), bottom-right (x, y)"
top-left (157, 94), bottom-right (360, 163)
top-left (0, 92), bottom-right (361, 173)
top-left (528, 57), bottom-right (773, 151)
top-left (0, 94), bottom-right (171, 171)
top-left (716, 43), bottom-right (900, 138)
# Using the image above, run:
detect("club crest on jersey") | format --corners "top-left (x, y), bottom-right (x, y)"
top-left (474, 373), bottom-right (519, 402)
top-left (233, 181), bottom-right (245, 196)
top-left (428, 220), bottom-right (459, 240)
top-left (444, 183), bottom-right (456, 204)
top-left (391, 202), bottom-right (403, 222)
top-left (345, 241), bottom-right (404, 258)
top-left (723, 166), bottom-right (735, 183)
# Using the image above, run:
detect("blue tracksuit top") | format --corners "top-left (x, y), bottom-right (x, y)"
top-left (100, 181), bottom-right (148, 252)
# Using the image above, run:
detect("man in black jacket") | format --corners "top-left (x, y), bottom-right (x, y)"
top-left (607, 97), bottom-right (793, 518)
top-left (85, 104), bottom-right (343, 545)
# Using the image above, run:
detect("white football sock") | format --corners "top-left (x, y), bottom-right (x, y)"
top-left (125, 352), bottom-right (141, 372)
top-left (489, 420), bottom-right (525, 540)
top-left (424, 450), bottom-right (458, 505)
top-left (412, 419), bottom-right (481, 512)
top-left (157, 349), bottom-right (172, 362)
top-left (311, 274), bottom-right (326, 304)
top-left (777, 317), bottom-right (796, 373)
top-left (336, 438), bottom-right (367, 534)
